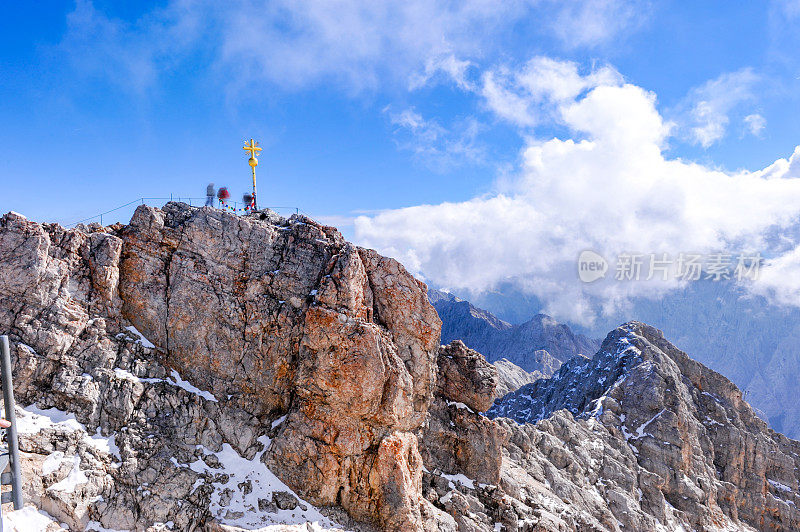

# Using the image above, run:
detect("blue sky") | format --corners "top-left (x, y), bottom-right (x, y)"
top-left (2, 1), bottom-right (798, 224)
top-left (4, 1), bottom-right (800, 323)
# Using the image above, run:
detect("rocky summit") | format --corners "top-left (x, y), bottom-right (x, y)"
top-left (0, 203), bottom-right (441, 531)
top-left (1, 203), bottom-right (799, 531)
top-left (489, 322), bottom-right (800, 531)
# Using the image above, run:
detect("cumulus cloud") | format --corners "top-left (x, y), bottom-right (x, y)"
top-left (680, 68), bottom-right (761, 147)
top-left (480, 57), bottom-right (623, 128)
top-left (355, 60), bottom-right (800, 325)
top-left (757, 146), bottom-right (800, 180)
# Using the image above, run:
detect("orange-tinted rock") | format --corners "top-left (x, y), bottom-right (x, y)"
top-left (117, 203), bottom-right (441, 530)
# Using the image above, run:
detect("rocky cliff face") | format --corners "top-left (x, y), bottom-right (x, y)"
top-left (0, 204), bottom-right (442, 531)
top-left (488, 322), bottom-right (800, 531)
top-left (431, 290), bottom-right (598, 375)
top-left (492, 359), bottom-right (543, 399)
top-left (3, 205), bottom-right (800, 531)
top-left (592, 280), bottom-right (800, 440)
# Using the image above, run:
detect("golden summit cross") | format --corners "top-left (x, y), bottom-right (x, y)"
top-left (243, 138), bottom-right (262, 159)
top-left (243, 138), bottom-right (262, 210)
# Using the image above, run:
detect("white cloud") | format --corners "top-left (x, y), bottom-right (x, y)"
top-left (744, 113), bottom-right (767, 137)
top-left (479, 57), bottom-right (623, 128)
top-left (681, 68), bottom-right (761, 148)
top-left (547, 0), bottom-right (651, 49)
top-left (752, 245), bottom-right (800, 306)
top-left (757, 146), bottom-right (800, 180)
top-left (409, 54), bottom-right (475, 91)
top-left (387, 108), bottom-right (484, 172)
top-left (58, 1), bottom-right (648, 94)
top-left (58, 0), bottom-right (529, 93)
top-left (355, 60), bottom-right (800, 325)
top-left (214, 0), bottom-right (524, 92)
top-left (390, 109), bottom-right (445, 140)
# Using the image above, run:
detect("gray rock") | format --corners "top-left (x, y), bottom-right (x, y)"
top-left (4, 207), bottom-right (800, 531)
top-left (492, 358), bottom-right (543, 399)
top-left (272, 491), bottom-right (299, 510)
top-left (430, 289), bottom-right (599, 374)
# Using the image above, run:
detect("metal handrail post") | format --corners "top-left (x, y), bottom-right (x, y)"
top-left (0, 336), bottom-right (23, 510)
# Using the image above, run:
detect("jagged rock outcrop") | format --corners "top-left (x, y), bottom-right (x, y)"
top-left (419, 342), bottom-right (509, 530)
top-left (492, 358), bottom-right (543, 399)
top-left (430, 289), bottom-right (598, 375)
top-left (4, 205), bottom-right (800, 532)
top-left (486, 322), bottom-right (800, 531)
top-left (435, 341), bottom-right (497, 413)
top-left (0, 204), bottom-right (441, 531)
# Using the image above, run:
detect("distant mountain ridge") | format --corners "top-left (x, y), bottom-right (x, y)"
top-left (445, 281), bottom-right (800, 439)
top-left (429, 289), bottom-right (600, 375)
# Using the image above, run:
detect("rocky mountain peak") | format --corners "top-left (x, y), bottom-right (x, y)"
top-left (0, 203), bottom-right (444, 530)
top-left (489, 320), bottom-right (800, 530)
top-left (4, 206), bottom-right (800, 531)
top-left (430, 289), bottom-right (599, 375)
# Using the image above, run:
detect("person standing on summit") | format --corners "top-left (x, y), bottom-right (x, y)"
top-left (206, 183), bottom-right (216, 207)
top-left (217, 186), bottom-right (230, 209)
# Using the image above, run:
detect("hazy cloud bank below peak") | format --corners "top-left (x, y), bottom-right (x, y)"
top-left (354, 61), bottom-right (800, 326)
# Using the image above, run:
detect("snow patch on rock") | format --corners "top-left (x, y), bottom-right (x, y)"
top-left (123, 325), bottom-right (155, 348)
top-left (168, 369), bottom-right (218, 402)
top-left (1, 506), bottom-right (63, 531)
top-left (175, 435), bottom-right (345, 529)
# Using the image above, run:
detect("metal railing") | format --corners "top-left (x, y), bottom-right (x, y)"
top-left (66, 197), bottom-right (302, 227)
top-left (67, 196), bottom-right (204, 226)
top-left (0, 336), bottom-right (23, 526)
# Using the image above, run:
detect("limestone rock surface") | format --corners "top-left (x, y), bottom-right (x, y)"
top-left (492, 358), bottom-right (543, 399)
top-left (435, 341), bottom-right (498, 413)
top-left (3, 206), bottom-right (800, 532)
top-left (487, 322), bottom-right (800, 531)
top-left (0, 205), bottom-right (440, 531)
